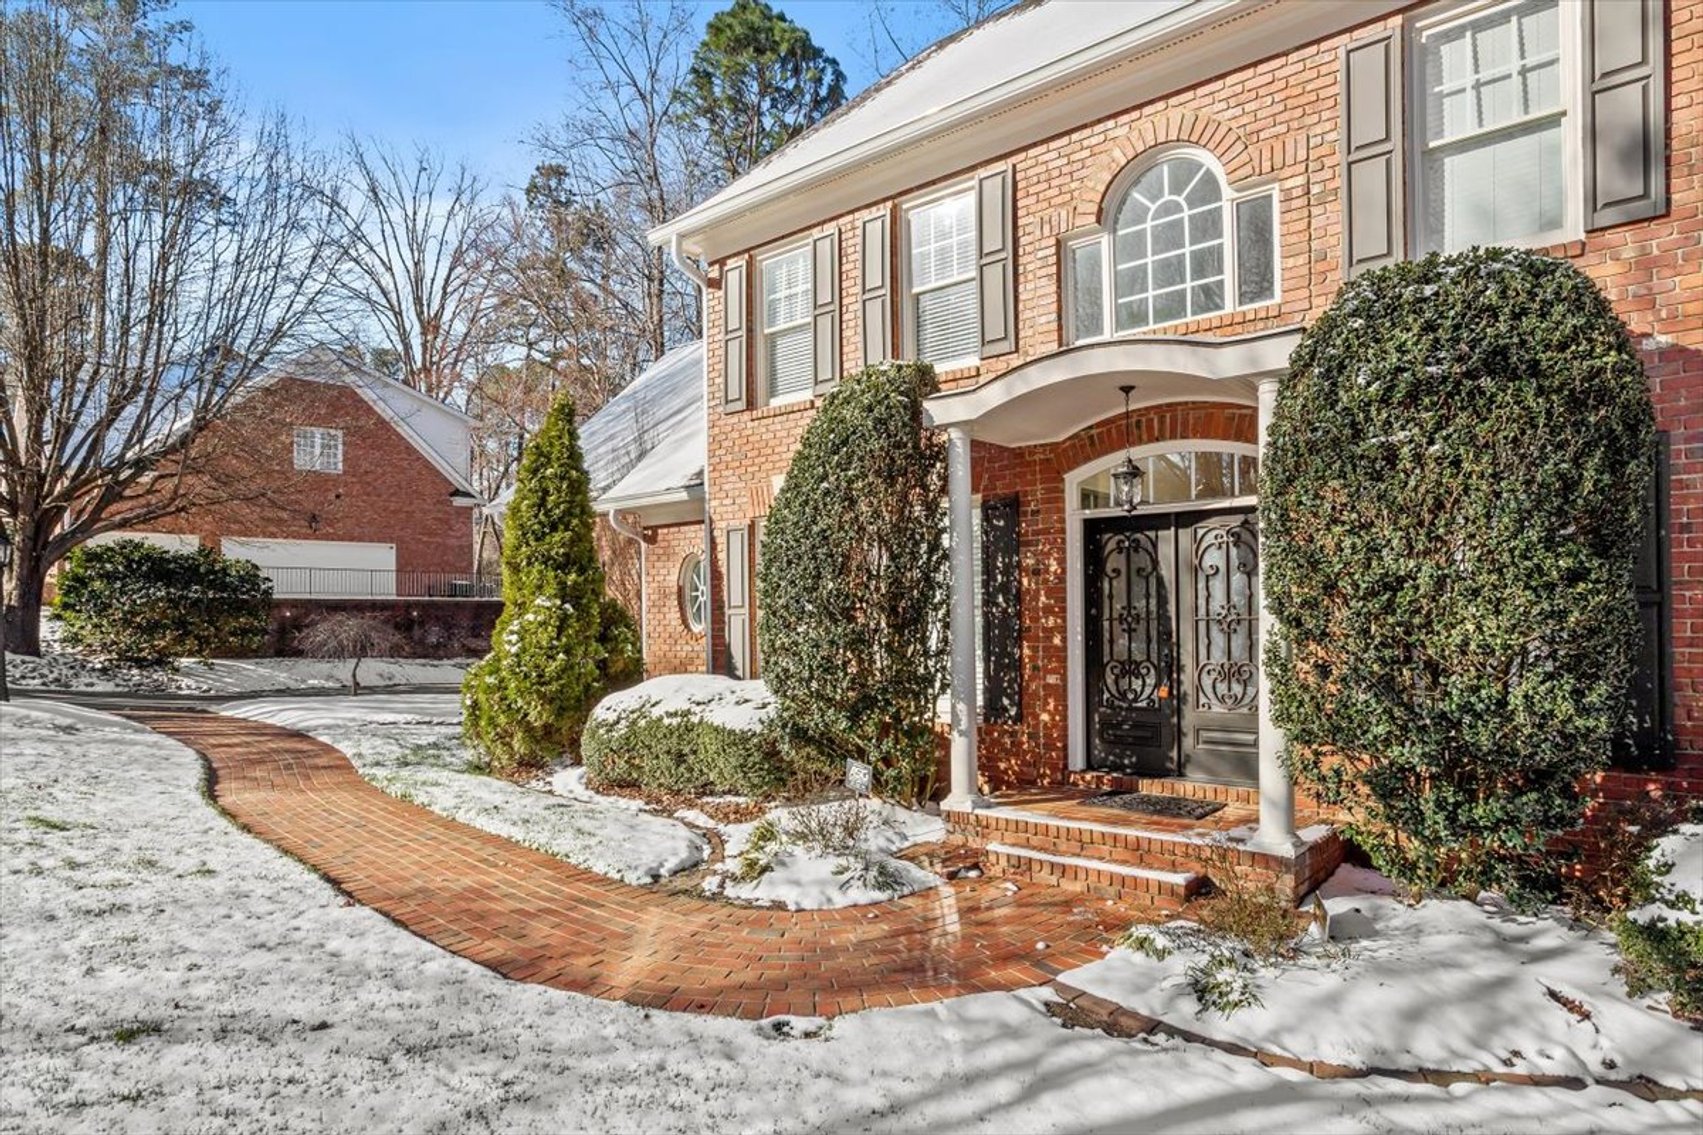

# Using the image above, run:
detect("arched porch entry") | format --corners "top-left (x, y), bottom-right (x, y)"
top-left (923, 329), bottom-right (1303, 853)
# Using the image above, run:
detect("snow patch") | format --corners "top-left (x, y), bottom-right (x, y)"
top-left (590, 674), bottom-right (775, 733)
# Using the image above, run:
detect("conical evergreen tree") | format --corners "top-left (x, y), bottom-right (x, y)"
top-left (463, 395), bottom-right (640, 773)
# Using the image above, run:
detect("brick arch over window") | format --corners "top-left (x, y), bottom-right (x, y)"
top-left (1073, 113), bottom-right (1260, 229)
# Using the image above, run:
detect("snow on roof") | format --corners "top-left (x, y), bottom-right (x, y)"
top-left (486, 341), bottom-right (705, 521)
top-left (653, 0), bottom-right (1198, 249)
top-left (579, 340), bottom-right (705, 500)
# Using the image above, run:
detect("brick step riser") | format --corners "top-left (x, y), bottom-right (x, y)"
top-left (946, 819), bottom-right (1288, 883)
top-left (983, 848), bottom-right (1199, 910)
top-left (1066, 771), bottom-right (1261, 808)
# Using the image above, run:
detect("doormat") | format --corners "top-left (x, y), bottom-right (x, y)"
top-left (1081, 791), bottom-right (1226, 821)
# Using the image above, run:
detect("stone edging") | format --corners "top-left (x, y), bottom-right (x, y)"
top-left (1049, 982), bottom-right (1703, 1104)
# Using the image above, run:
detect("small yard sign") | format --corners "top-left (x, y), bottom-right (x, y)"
top-left (844, 758), bottom-right (873, 797)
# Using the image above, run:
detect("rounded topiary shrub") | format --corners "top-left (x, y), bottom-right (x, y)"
top-left (757, 361), bottom-right (948, 802)
top-left (55, 539), bottom-right (272, 662)
top-left (463, 394), bottom-right (637, 774)
top-left (582, 676), bottom-right (787, 798)
top-left (1263, 247), bottom-right (1656, 898)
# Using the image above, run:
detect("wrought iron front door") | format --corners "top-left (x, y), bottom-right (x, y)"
top-left (1084, 509), bottom-right (1260, 783)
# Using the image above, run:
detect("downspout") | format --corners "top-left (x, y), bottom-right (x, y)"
top-left (606, 508), bottom-right (647, 663)
top-left (670, 234), bottom-right (714, 675)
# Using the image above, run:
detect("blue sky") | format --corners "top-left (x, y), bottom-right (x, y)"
top-left (177, 0), bottom-right (897, 195)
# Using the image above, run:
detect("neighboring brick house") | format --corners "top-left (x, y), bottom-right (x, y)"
top-left (644, 0), bottom-right (1695, 893)
top-left (97, 348), bottom-right (482, 596)
top-left (490, 341), bottom-right (709, 677)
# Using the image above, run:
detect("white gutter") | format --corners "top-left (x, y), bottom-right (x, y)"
top-left (669, 234), bottom-right (714, 674)
top-left (606, 508), bottom-right (648, 661)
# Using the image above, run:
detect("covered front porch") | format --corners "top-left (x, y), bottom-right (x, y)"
top-left (922, 330), bottom-right (1340, 898)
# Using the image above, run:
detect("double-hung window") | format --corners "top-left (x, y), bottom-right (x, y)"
top-left (293, 427), bottom-right (343, 473)
top-left (760, 246), bottom-right (814, 403)
top-left (1065, 154), bottom-right (1277, 344)
top-left (1413, 0), bottom-right (1570, 253)
top-left (905, 190), bottom-right (979, 368)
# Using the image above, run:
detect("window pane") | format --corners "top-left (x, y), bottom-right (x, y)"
top-left (1422, 0), bottom-right (1562, 145)
top-left (1070, 241), bottom-right (1105, 343)
top-left (915, 279), bottom-right (979, 365)
top-left (766, 324), bottom-right (813, 398)
top-left (763, 248), bottom-right (812, 330)
top-left (1152, 287), bottom-right (1187, 326)
top-left (1422, 117), bottom-right (1564, 251)
top-left (1115, 295), bottom-right (1149, 334)
top-left (1189, 243), bottom-right (1223, 281)
top-left (1148, 453), bottom-right (1190, 503)
top-left (1152, 251), bottom-right (1187, 290)
top-left (1192, 451), bottom-right (1234, 499)
top-left (1234, 193), bottom-right (1276, 305)
top-left (908, 193), bottom-right (975, 290)
top-left (1189, 280), bottom-right (1224, 316)
top-left (1110, 156), bottom-right (1229, 330)
top-left (1190, 204), bottom-right (1222, 244)
top-left (1236, 453), bottom-right (1259, 495)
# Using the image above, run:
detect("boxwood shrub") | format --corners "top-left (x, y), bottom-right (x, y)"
top-left (55, 539), bottom-right (272, 662)
top-left (581, 677), bottom-right (793, 798)
top-left (1263, 247), bottom-right (1656, 899)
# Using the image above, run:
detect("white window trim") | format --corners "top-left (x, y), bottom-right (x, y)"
top-left (293, 427), bottom-right (343, 473)
top-left (1405, 0), bottom-right (1584, 256)
top-left (1063, 147), bottom-right (1280, 347)
top-left (900, 183), bottom-right (981, 372)
top-left (1062, 441), bottom-right (1260, 771)
top-left (756, 241), bottom-right (815, 407)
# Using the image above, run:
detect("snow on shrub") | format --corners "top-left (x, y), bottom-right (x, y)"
top-left (1263, 247), bottom-right (1656, 899)
top-left (581, 675), bottom-right (790, 798)
top-left (1613, 823), bottom-right (1703, 1019)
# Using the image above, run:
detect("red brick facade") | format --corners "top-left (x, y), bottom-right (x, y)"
top-left (666, 1), bottom-right (1700, 801)
top-left (111, 376), bottom-right (475, 575)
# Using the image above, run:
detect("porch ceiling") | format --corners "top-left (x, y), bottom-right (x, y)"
top-left (923, 329), bottom-right (1301, 447)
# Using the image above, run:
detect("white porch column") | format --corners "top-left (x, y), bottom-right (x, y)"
top-left (1250, 374), bottom-right (1299, 851)
top-left (944, 426), bottom-right (985, 809)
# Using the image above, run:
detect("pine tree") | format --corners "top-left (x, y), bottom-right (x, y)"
top-left (463, 395), bottom-right (640, 773)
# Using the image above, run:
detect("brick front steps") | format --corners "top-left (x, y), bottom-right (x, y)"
top-left (944, 785), bottom-right (1344, 907)
top-left (1049, 982), bottom-right (1703, 1104)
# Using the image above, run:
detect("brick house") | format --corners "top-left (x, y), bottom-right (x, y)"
top-left (640, 0), bottom-right (1695, 899)
top-left (98, 348), bottom-right (482, 597)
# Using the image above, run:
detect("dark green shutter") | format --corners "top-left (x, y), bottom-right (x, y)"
top-left (980, 494), bottom-right (1022, 723)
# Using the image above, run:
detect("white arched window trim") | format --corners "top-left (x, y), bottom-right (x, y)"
top-left (1062, 439), bottom-right (1262, 771)
top-left (1064, 146), bottom-right (1280, 345)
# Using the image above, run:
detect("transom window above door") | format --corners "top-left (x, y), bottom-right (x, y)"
top-left (1078, 447), bottom-right (1257, 511)
top-left (1066, 153), bottom-right (1277, 344)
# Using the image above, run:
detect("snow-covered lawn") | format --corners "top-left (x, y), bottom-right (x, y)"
top-left (1066, 865), bottom-right (1703, 1090)
top-left (7, 647), bottom-right (469, 693)
top-left (5, 698), bottom-right (1697, 1133)
top-left (220, 696), bottom-right (706, 885)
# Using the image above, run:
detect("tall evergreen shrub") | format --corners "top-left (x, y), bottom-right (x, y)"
top-left (463, 396), bottom-right (641, 773)
top-left (1263, 247), bottom-right (1656, 897)
top-left (758, 362), bottom-right (948, 801)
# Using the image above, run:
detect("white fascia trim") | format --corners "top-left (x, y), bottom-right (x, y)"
top-left (651, 0), bottom-right (1245, 250)
top-left (594, 485), bottom-right (706, 528)
top-left (649, 1), bottom-right (1408, 259)
top-left (923, 328), bottom-right (1302, 431)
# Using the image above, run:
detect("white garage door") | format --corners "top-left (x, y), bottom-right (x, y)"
top-left (221, 537), bottom-right (397, 597)
top-left (85, 531), bottom-right (202, 553)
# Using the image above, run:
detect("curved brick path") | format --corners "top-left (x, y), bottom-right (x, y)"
top-left (126, 710), bottom-right (1131, 1019)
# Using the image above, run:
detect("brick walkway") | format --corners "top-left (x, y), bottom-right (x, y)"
top-left (127, 710), bottom-right (1132, 1019)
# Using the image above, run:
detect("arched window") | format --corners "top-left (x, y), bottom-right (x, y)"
top-left (1066, 152), bottom-right (1278, 343)
top-left (680, 554), bottom-right (707, 633)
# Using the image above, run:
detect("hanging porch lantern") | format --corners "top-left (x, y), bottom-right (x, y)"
top-left (1110, 384), bottom-right (1144, 513)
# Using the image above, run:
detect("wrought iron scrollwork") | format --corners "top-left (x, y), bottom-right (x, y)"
top-left (1098, 529), bottom-right (1164, 709)
top-left (1192, 520), bottom-right (1258, 712)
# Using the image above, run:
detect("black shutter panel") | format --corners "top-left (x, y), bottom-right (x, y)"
top-left (724, 523), bottom-right (751, 678)
top-left (811, 231), bottom-right (840, 394)
top-left (721, 258), bottom-right (749, 411)
top-left (860, 212), bottom-right (891, 366)
top-left (1340, 30), bottom-right (1404, 276)
top-left (980, 494), bottom-right (1022, 723)
top-left (1583, 0), bottom-right (1668, 229)
top-left (1617, 437), bottom-right (1673, 769)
